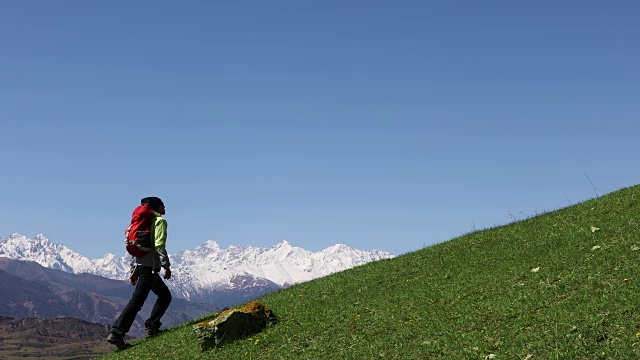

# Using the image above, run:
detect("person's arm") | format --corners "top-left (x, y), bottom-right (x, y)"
top-left (154, 217), bottom-right (171, 279)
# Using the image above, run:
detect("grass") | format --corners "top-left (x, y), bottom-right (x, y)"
top-left (99, 184), bottom-right (640, 359)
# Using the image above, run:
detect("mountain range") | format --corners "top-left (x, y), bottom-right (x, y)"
top-left (0, 233), bottom-right (393, 337)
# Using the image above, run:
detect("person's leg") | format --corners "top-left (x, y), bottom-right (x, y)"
top-left (111, 266), bottom-right (155, 336)
top-left (144, 271), bottom-right (172, 335)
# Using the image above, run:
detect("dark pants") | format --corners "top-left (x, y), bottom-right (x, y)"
top-left (111, 266), bottom-right (172, 336)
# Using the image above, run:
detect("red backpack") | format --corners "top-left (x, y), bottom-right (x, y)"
top-left (124, 205), bottom-right (154, 257)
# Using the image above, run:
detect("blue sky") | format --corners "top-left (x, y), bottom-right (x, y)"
top-left (1, 1), bottom-right (638, 259)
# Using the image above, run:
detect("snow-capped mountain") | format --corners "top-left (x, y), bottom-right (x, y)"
top-left (0, 234), bottom-right (132, 278)
top-left (0, 234), bottom-right (394, 305)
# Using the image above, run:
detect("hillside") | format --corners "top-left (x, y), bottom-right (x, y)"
top-left (99, 185), bottom-right (640, 359)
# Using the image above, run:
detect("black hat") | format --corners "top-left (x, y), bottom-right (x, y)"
top-left (141, 197), bottom-right (164, 211)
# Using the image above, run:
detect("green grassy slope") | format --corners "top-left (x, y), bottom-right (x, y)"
top-left (100, 185), bottom-right (640, 359)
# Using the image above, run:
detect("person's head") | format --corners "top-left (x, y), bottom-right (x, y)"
top-left (141, 196), bottom-right (165, 214)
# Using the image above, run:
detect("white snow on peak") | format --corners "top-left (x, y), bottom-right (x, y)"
top-left (201, 240), bottom-right (221, 250)
top-left (0, 233), bottom-right (91, 273)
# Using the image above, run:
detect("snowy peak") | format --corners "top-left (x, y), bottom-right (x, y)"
top-left (33, 233), bottom-right (51, 242)
top-left (0, 234), bottom-right (128, 278)
top-left (266, 239), bottom-right (310, 260)
top-left (1, 233), bottom-right (85, 272)
top-left (324, 243), bottom-right (352, 253)
top-left (202, 240), bottom-right (222, 251)
top-left (276, 239), bottom-right (292, 247)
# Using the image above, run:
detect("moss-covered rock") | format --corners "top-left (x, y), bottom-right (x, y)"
top-left (193, 302), bottom-right (278, 351)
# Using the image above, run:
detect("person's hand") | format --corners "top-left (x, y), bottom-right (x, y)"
top-left (129, 273), bottom-right (138, 286)
top-left (163, 268), bottom-right (171, 280)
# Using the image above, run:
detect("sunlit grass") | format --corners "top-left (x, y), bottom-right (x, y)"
top-left (100, 184), bottom-right (640, 359)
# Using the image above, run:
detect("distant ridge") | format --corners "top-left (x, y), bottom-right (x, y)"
top-left (0, 316), bottom-right (114, 359)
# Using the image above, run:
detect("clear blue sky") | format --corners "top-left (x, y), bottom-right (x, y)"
top-left (1, 1), bottom-right (638, 259)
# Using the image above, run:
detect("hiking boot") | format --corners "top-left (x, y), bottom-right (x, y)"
top-left (145, 327), bottom-right (160, 338)
top-left (106, 333), bottom-right (130, 350)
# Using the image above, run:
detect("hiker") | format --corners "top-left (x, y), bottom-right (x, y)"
top-left (107, 196), bottom-right (172, 349)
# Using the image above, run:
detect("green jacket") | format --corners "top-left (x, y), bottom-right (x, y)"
top-left (135, 211), bottom-right (171, 269)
